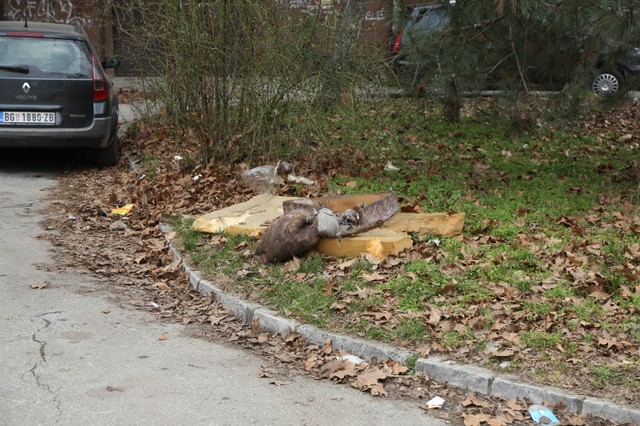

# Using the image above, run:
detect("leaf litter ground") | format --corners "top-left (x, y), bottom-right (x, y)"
top-left (39, 95), bottom-right (640, 426)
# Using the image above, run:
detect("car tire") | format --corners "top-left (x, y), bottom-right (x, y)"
top-left (95, 135), bottom-right (119, 167)
top-left (592, 70), bottom-right (625, 95)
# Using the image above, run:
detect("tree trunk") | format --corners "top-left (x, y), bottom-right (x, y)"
top-left (442, 76), bottom-right (460, 123)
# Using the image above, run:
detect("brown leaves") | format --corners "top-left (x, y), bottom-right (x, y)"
top-left (30, 281), bottom-right (50, 290)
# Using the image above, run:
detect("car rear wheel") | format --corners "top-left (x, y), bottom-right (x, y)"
top-left (592, 71), bottom-right (624, 95)
top-left (95, 136), bottom-right (118, 167)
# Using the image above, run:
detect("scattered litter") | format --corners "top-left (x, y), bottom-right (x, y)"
top-left (337, 354), bottom-right (364, 365)
top-left (428, 238), bottom-right (441, 247)
top-left (193, 174), bottom-right (202, 182)
top-left (147, 301), bottom-right (160, 309)
top-left (280, 161), bottom-right (292, 173)
top-left (109, 220), bottom-right (127, 231)
top-left (528, 404), bottom-right (560, 425)
top-left (287, 175), bottom-right (315, 186)
top-left (68, 215), bottom-right (77, 221)
top-left (241, 164), bottom-right (280, 194)
top-left (173, 155), bottom-right (184, 161)
top-left (385, 161), bottom-right (400, 171)
top-left (111, 203), bottom-right (134, 216)
top-left (426, 396), bottom-right (445, 410)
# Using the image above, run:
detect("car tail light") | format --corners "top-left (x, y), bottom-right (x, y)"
top-left (392, 31), bottom-right (403, 53)
top-left (91, 54), bottom-right (109, 101)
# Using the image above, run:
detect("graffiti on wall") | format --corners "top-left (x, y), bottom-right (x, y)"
top-left (5, 0), bottom-right (93, 27)
top-left (277, 0), bottom-right (385, 20)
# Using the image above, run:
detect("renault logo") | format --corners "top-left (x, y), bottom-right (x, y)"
top-left (22, 82), bottom-right (31, 94)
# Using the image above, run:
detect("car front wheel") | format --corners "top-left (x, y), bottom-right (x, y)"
top-left (592, 71), bottom-right (624, 95)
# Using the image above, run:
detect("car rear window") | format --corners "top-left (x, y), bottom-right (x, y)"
top-left (0, 36), bottom-right (92, 78)
top-left (410, 7), bottom-right (450, 34)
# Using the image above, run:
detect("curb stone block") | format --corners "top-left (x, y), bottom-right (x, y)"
top-left (253, 308), bottom-right (299, 336)
top-left (491, 375), bottom-right (584, 414)
top-left (216, 291), bottom-right (261, 325)
top-left (197, 279), bottom-right (221, 298)
top-left (297, 325), bottom-right (411, 363)
top-left (168, 241), bottom-right (180, 260)
top-left (184, 265), bottom-right (202, 290)
top-left (582, 397), bottom-right (640, 425)
top-left (415, 357), bottom-right (493, 395)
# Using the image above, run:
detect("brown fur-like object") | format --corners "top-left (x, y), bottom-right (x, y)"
top-left (254, 209), bottom-right (319, 264)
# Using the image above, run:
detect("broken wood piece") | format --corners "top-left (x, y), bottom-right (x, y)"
top-left (383, 212), bottom-right (465, 237)
top-left (192, 194), bottom-right (465, 259)
top-left (283, 191), bottom-right (398, 226)
top-left (192, 195), bottom-right (300, 236)
top-left (316, 228), bottom-right (413, 258)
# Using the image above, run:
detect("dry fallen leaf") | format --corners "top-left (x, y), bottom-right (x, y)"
top-left (30, 281), bottom-right (49, 290)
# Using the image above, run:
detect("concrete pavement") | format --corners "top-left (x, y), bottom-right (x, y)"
top-left (0, 167), bottom-right (448, 425)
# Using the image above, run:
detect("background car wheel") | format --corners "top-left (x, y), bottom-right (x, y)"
top-left (592, 71), bottom-right (624, 95)
top-left (95, 136), bottom-right (119, 167)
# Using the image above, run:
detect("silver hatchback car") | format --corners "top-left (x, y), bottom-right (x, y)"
top-left (0, 20), bottom-right (120, 166)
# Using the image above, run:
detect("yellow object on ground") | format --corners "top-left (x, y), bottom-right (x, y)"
top-left (192, 195), bottom-right (464, 258)
top-left (111, 203), bottom-right (135, 216)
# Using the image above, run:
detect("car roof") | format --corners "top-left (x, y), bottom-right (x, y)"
top-left (0, 20), bottom-right (85, 39)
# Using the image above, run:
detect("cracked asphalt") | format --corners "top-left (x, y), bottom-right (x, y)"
top-left (0, 158), bottom-right (448, 425)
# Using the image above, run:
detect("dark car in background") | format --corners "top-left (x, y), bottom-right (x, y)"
top-left (592, 44), bottom-right (640, 94)
top-left (392, 3), bottom-right (640, 95)
top-left (0, 20), bottom-right (120, 166)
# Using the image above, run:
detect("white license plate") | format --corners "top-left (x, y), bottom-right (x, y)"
top-left (0, 111), bottom-right (56, 125)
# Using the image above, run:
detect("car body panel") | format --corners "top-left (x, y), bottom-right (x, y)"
top-left (0, 20), bottom-right (118, 150)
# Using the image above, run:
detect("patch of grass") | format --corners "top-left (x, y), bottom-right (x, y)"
top-left (521, 331), bottom-right (562, 350)
top-left (140, 154), bottom-right (160, 178)
top-left (394, 318), bottom-right (428, 343)
top-left (590, 364), bottom-right (629, 388)
top-left (263, 278), bottom-right (335, 326)
top-left (545, 283), bottom-right (575, 299)
top-left (523, 301), bottom-right (556, 321)
top-left (442, 329), bottom-right (471, 349)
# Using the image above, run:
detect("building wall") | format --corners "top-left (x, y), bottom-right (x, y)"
top-left (2, 0), bottom-right (431, 75)
top-left (2, 0), bottom-right (112, 58)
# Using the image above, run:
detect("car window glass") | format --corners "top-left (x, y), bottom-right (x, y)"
top-left (411, 8), bottom-right (450, 34)
top-left (0, 37), bottom-right (91, 77)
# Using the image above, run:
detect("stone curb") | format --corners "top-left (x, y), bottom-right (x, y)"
top-left (160, 225), bottom-right (640, 425)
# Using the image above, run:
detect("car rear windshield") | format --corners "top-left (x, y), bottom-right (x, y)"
top-left (409, 7), bottom-right (450, 34)
top-left (0, 36), bottom-right (91, 78)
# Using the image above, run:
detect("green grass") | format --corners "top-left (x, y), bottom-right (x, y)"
top-left (166, 98), bottom-right (640, 398)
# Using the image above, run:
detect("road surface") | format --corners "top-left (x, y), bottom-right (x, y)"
top-left (0, 157), bottom-right (447, 426)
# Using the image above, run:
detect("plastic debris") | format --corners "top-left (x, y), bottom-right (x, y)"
top-left (111, 203), bottom-right (134, 216)
top-left (338, 354), bottom-right (364, 365)
top-left (385, 161), bottom-right (400, 171)
top-left (193, 173), bottom-right (202, 182)
top-left (241, 164), bottom-right (279, 194)
top-left (528, 404), bottom-right (560, 425)
top-left (287, 175), bottom-right (315, 186)
top-left (173, 155), bottom-right (184, 161)
top-left (68, 215), bottom-right (77, 221)
top-left (426, 396), bottom-right (445, 410)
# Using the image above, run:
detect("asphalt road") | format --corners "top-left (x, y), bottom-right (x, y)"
top-left (0, 159), bottom-right (448, 425)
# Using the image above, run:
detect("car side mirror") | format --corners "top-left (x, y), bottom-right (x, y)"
top-left (102, 57), bottom-right (121, 69)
